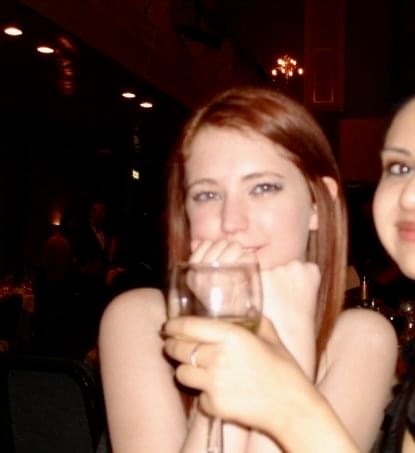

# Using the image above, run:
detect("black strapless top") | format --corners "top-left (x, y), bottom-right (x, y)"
top-left (380, 339), bottom-right (415, 452)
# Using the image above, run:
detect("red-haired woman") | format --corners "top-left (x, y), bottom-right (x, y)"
top-left (99, 87), bottom-right (397, 452)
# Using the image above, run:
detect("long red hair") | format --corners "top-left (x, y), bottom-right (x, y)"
top-left (167, 87), bottom-right (347, 358)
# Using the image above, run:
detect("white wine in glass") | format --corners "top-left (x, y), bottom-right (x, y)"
top-left (169, 261), bottom-right (263, 453)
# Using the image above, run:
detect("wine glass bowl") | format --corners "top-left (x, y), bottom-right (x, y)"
top-left (169, 261), bottom-right (262, 330)
top-left (168, 261), bottom-right (263, 453)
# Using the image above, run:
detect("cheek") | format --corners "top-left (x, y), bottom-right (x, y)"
top-left (187, 208), bottom-right (220, 240)
top-left (373, 186), bottom-right (393, 240)
top-left (372, 192), bottom-right (384, 238)
top-left (373, 184), bottom-right (400, 261)
top-left (268, 202), bottom-right (314, 235)
top-left (259, 207), bottom-right (312, 263)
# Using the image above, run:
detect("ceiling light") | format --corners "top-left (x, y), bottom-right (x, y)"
top-left (122, 91), bottom-right (136, 99)
top-left (4, 26), bottom-right (23, 36)
top-left (140, 101), bottom-right (153, 109)
top-left (37, 46), bottom-right (55, 54)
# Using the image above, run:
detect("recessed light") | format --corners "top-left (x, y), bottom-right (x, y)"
top-left (37, 46), bottom-right (55, 54)
top-left (140, 101), bottom-right (153, 109)
top-left (4, 26), bottom-right (23, 36)
top-left (122, 92), bottom-right (136, 99)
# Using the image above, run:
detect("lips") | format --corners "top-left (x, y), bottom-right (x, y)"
top-left (397, 221), bottom-right (415, 241)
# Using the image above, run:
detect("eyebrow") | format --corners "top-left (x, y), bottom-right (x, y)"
top-left (186, 171), bottom-right (284, 190)
top-left (242, 171), bottom-right (284, 181)
top-left (380, 146), bottom-right (411, 156)
top-left (186, 178), bottom-right (217, 190)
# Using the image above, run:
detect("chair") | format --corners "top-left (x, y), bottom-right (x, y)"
top-left (0, 354), bottom-right (109, 453)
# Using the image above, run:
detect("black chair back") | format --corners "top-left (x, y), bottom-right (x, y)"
top-left (0, 355), bottom-right (106, 453)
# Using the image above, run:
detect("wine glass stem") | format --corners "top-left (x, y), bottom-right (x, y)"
top-left (207, 416), bottom-right (223, 453)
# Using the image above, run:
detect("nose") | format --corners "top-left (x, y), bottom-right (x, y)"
top-left (399, 175), bottom-right (415, 211)
top-left (221, 196), bottom-right (248, 235)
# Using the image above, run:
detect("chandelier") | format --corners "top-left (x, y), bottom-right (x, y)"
top-left (271, 54), bottom-right (303, 80)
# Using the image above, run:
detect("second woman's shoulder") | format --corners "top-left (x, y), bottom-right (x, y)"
top-left (331, 308), bottom-right (398, 351)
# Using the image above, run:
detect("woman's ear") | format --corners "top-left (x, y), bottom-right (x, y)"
top-left (308, 176), bottom-right (339, 231)
top-left (322, 176), bottom-right (338, 201)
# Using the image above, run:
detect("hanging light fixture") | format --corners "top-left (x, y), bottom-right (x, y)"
top-left (270, 54), bottom-right (303, 81)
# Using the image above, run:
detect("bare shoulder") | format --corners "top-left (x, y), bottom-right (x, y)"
top-left (318, 308), bottom-right (398, 386)
top-left (329, 308), bottom-right (398, 353)
top-left (100, 287), bottom-right (167, 333)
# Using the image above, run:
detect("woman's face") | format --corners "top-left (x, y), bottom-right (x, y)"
top-left (184, 126), bottom-right (319, 270)
top-left (373, 99), bottom-right (415, 279)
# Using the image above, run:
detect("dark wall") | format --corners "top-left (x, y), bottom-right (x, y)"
top-left (345, 0), bottom-right (393, 116)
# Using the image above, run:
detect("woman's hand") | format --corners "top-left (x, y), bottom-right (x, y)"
top-left (187, 239), bottom-right (320, 377)
top-left (190, 241), bottom-right (319, 327)
top-left (163, 316), bottom-right (360, 453)
top-left (189, 239), bottom-right (256, 265)
top-left (163, 316), bottom-right (307, 430)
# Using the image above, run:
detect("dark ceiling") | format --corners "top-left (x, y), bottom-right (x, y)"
top-left (0, 0), bottom-right (192, 173)
top-left (0, 0), bottom-right (308, 172)
top-left (2, 0), bottom-right (415, 140)
top-left (0, 0), bottom-right (305, 117)
top-left (217, 0), bottom-right (304, 72)
top-left (0, 2), bottom-right (187, 113)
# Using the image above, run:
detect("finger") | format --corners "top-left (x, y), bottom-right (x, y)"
top-left (190, 239), bottom-right (201, 253)
top-left (203, 241), bottom-right (259, 264)
top-left (202, 241), bottom-right (246, 264)
top-left (190, 239), bottom-right (230, 263)
top-left (238, 249), bottom-right (258, 264)
top-left (175, 363), bottom-right (208, 391)
top-left (189, 240), bottom-right (214, 262)
top-left (257, 316), bottom-right (281, 345)
top-left (189, 240), bottom-right (258, 269)
top-left (219, 242), bottom-right (260, 264)
top-left (164, 338), bottom-right (206, 367)
top-left (198, 393), bottom-right (212, 416)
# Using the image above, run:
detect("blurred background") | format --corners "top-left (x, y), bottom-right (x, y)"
top-left (1, 2), bottom-right (415, 449)
top-left (0, 0), bottom-right (414, 334)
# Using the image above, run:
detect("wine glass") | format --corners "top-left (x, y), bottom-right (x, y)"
top-left (169, 261), bottom-right (263, 453)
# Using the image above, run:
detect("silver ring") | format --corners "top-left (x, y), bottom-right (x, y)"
top-left (190, 344), bottom-right (200, 367)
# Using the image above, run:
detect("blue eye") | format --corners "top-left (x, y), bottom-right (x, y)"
top-left (250, 183), bottom-right (282, 196)
top-left (385, 162), bottom-right (412, 176)
top-left (192, 191), bottom-right (221, 202)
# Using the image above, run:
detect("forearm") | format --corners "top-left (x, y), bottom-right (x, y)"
top-left (285, 326), bottom-right (316, 381)
top-left (261, 386), bottom-right (359, 453)
top-left (274, 325), bottom-right (316, 382)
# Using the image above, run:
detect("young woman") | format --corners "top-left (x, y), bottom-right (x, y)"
top-left (99, 87), bottom-right (397, 452)
top-left (372, 95), bottom-right (415, 452)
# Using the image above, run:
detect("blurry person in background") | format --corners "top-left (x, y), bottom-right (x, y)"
top-left (73, 200), bottom-right (117, 340)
